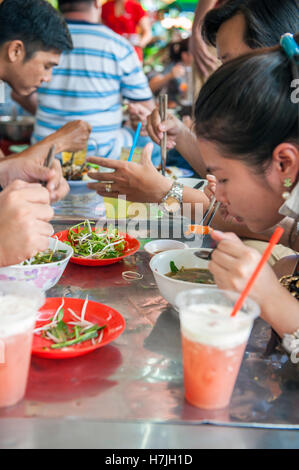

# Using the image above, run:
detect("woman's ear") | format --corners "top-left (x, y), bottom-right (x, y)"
top-left (272, 143), bottom-right (299, 187)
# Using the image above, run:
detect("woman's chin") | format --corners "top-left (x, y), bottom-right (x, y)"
top-left (247, 219), bottom-right (281, 234)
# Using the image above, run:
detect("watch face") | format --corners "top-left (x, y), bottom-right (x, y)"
top-left (165, 196), bottom-right (181, 213)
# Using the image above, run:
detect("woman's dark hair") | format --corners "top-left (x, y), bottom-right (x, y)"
top-left (194, 35), bottom-right (299, 173)
top-left (169, 38), bottom-right (190, 63)
top-left (0, 0), bottom-right (73, 60)
top-left (203, 0), bottom-right (299, 49)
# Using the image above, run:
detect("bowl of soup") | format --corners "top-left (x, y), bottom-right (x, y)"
top-left (0, 238), bottom-right (73, 291)
top-left (149, 248), bottom-right (216, 310)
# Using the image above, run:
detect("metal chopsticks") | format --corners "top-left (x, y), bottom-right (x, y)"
top-left (200, 197), bottom-right (220, 226)
top-left (159, 94), bottom-right (168, 177)
top-left (41, 144), bottom-right (56, 186)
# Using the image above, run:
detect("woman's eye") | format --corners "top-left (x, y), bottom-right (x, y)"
top-left (218, 179), bottom-right (228, 184)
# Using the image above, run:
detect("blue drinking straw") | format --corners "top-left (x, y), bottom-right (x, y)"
top-left (128, 122), bottom-right (142, 162)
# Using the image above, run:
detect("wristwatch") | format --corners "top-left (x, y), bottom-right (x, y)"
top-left (161, 181), bottom-right (184, 214)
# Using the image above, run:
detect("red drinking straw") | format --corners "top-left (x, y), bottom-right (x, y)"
top-left (230, 226), bottom-right (284, 317)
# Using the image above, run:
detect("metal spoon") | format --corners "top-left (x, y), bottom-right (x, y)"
top-left (194, 249), bottom-right (214, 260)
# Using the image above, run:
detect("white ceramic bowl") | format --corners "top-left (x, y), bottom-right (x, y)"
top-left (144, 239), bottom-right (188, 257)
top-left (0, 238), bottom-right (73, 291)
top-left (150, 248), bottom-right (216, 310)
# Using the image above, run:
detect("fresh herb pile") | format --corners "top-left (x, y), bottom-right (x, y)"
top-left (66, 220), bottom-right (127, 259)
top-left (34, 297), bottom-right (106, 349)
top-left (22, 249), bottom-right (67, 265)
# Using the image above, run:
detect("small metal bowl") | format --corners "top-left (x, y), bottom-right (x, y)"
top-left (0, 115), bottom-right (35, 141)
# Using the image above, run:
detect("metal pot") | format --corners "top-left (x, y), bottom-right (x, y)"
top-left (0, 115), bottom-right (35, 142)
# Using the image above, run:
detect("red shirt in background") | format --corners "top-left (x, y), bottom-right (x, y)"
top-left (101, 0), bottom-right (147, 61)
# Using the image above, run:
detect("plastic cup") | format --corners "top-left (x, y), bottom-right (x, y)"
top-left (0, 283), bottom-right (44, 408)
top-left (176, 288), bottom-right (260, 410)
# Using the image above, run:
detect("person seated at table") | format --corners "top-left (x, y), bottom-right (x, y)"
top-left (0, 0), bottom-right (86, 266)
top-left (148, 38), bottom-right (193, 109)
top-left (192, 34), bottom-right (299, 343)
top-left (15, 0), bottom-right (155, 161)
top-left (84, 0), bottom-right (298, 265)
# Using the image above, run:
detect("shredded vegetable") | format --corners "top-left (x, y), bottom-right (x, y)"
top-left (22, 237), bottom-right (67, 265)
top-left (34, 296), bottom-right (106, 349)
top-left (65, 220), bottom-right (127, 259)
top-left (22, 249), bottom-right (67, 265)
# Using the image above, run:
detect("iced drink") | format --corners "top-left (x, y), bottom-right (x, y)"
top-left (0, 285), bottom-right (44, 408)
top-left (177, 289), bottom-right (260, 410)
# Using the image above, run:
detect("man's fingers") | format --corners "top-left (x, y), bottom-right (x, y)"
top-left (34, 220), bottom-right (55, 236)
top-left (28, 203), bottom-right (54, 221)
top-left (18, 185), bottom-right (51, 204)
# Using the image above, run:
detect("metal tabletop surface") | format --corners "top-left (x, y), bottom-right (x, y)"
top-left (1, 215), bottom-right (299, 449)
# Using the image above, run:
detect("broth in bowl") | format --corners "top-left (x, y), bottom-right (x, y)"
top-left (166, 261), bottom-right (214, 285)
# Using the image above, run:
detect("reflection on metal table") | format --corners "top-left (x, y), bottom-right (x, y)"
top-left (0, 217), bottom-right (299, 450)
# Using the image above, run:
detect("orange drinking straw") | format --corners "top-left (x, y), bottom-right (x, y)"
top-left (230, 226), bottom-right (284, 317)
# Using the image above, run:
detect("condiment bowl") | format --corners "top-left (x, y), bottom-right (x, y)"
top-left (0, 238), bottom-right (73, 291)
top-left (144, 239), bottom-right (188, 257)
top-left (149, 248), bottom-right (216, 311)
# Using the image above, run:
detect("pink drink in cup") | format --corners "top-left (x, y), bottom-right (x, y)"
top-left (177, 288), bottom-right (260, 410)
top-left (0, 283), bottom-right (44, 408)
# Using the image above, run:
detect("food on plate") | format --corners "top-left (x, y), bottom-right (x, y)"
top-left (65, 220), bottom-right (128, 259)
top-left (62, 160), bottom-right (98, 181)
top-left (166, 261), bottom-right (215, 284)
top-left (34, 297), bottom-right (106, 349)
top-left (156, 165), bottom-right (179, 179)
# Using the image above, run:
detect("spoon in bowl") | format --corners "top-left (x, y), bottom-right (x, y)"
top-left (193, 249), bottom-right (214, 260)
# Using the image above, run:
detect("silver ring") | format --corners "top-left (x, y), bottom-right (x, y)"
top-left (105, 183), bottom-right (112, 193)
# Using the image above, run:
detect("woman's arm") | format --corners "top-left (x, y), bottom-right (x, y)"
top-left (209, 230), bottom-right (299, 338)
top-left (190, 0), bottom-right (220, 78)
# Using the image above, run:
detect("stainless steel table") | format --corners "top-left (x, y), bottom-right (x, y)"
top-left (1, 217), bottom-right (299, 449)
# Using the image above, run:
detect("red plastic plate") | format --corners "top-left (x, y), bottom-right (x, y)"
top-left (32, 297), bottom-right (125, 359)
top-left (53, 229), bottom-right (140, 266)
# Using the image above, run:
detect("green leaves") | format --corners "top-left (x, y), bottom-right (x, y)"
top-left (67, 220), bottom-right (127, 260)
top-left (170, 261), bottom-right (179, 273)
top-left (40, 307), bottom-right (106, 349)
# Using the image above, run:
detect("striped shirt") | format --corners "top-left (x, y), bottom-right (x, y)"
top-left (32, 20), bottom-right (152, 158)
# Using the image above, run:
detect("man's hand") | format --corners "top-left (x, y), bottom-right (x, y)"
top-left (146, 108), bottom-right (184, 149)
top-left (128, 103), bottom-right (151, 137)
top-left (0, 147), bottom-right (69, 202)
top-left (0, 180), bottom-right (54, 266)
top-left (53, 120), bottom-right (92, 153)
top-left (86, 143), bottom-right (172, 203)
